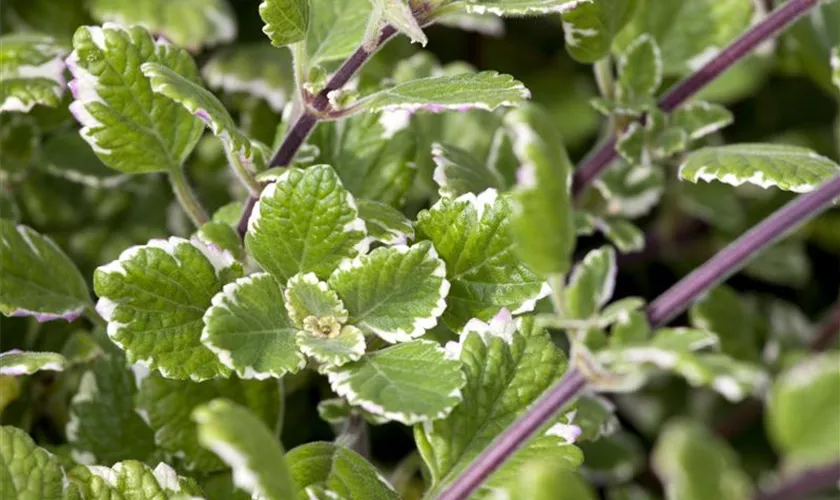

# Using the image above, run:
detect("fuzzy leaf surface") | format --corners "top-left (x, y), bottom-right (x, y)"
top-left (679, 144), bottom-right (840, 193)
top-left (202, 273), bottom-right (305, 379)
top-left (416, 190), bottom-right (548, 330)
top-left (0, 34), bottom-right (66, 112)
top-left (296, 325), bottom-right (366, 367)
top-left (194, 399), bottom-right (298, 499)
top-left (505, 103), bottom-right (575, 276)
top-left (326, 340), bottom-right (465, 425)
top-left (286, 442), bottom-right (400, 500)
top-left (328, 242), bottom-right (448, 343)
top-left (139, 374), bottom-right (282, 472)
top-left (246, 165), bottom-right (367, 282)
top-left (94, 237), bottom-right (243, 381)
top-left (0, 221), bottom-right (90, 322)
top-left (66, 25), bottom-right (204, 174)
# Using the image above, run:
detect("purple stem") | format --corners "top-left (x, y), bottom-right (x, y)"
top-left (754, 461), bottom-right (840, 500)
top-left (235, 25), bottom-right (398, 238)
top-left (571, 0), bottom-right (820, 197)
top-left (647, 175), bottom-right (840, 327)
top-left (436, 368), bottom-right (588, 500)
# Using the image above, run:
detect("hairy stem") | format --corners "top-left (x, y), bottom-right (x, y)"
top-left (235, 25), bottom-right (399, 238)
top-left (571, 0), bottom-right (820, 197)
top-left (226, 149), bottom-right (261, 196)
top-left (169, 166), bottom-right (209, 227)
top-left (593, 57), bottom-right (616, 101)
top-left (436, 368), bottom-right (587, 500)
top-left (754, 461), bottom-right (840, 500)
top-left (441, 174), bottom-right (840, 499)
top-left (647, 175), bottom-right (840, 327)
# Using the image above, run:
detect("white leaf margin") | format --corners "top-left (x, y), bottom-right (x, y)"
top-left (330, 243), bottom-right (450, 344)
top-left (0, 350), bottom-right (67, 376)
top-left (201, 272), bottom-right (307, 380)
top-left (464, 0), bottom-right (593, 17)
top-left (325, 339), bottom-right (464, 425)
top-left (94, 236), bottom-right (238, 380)
top-left (0, 37), bottom-right (66, 112)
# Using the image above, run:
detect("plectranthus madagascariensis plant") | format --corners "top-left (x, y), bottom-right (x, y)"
top-left (1, 0), bottom-right (839, 499)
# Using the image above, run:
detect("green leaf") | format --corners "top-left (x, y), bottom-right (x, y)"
top-left (376, 0), bottom-right (428, 46)
top-left (246, 165), bottom-right (368, 283)
top-left (67, 460), bottom-right (202, 499)
top-left (194, 399), bottom-right (298, 500)
top-left (679, 144), bottom-right (840, 193)
top-left (89, 0), bottom-right (237, 50)
top-left (358, 72), bottom-right (530, 113)
top-left (1, 221), bottom-right (90, 322)
top-left (197, 221), bottom-right (244, 261)
top-left (296, 325), bottom-right (366, 368)
top-left (597, 329), bottom-right (766, 401)
top-left (559, 0), bottom-right (637, 63)
top-left (0, 350), bottom-right (67, 376)
top-left (652, 419), bottom-right (752, 500)
top-left (670, 101), bottom-right (733, 141)
top-left (594, 161), bottom-right (664, 218)
top-left (285, 272), bottom-right (348, 327)
top-left (260, 0), bottom-right (309, 47)
top-left (617, 34), bottom-right (662, 105)
top-left (328, 242), bottom-right (448, 343)
top-left (595, 218), bottom-right (645, 253)
top-left (832, 45), bottom-right (840, 90)
top-left (94, 237), bottom-right (243, 381)
top-left (767, 351), bottom-right (840, 469)
top-left (678, 181), bottom-right (744, 233)
top-left (464, 0), bottom-right (590, 16)
top-left (416, 190), bottom-right (549, 330)
top-left (616, 122), bottom-right (645, 165)
top-left (0, 34), bottom-right (66, 112)
top-left (743, 239), bottom-right (811, 288)
top-left (202, 43), bottom-right (294, 112)
top-left (564, 246), bottom-right (616, 320)
top-left (689, 285), bottom-right (760, 361)
top-left (202, 273), bottom-right (305, 379)
top-left (500, 463), bottom-right (596, 500)
top-left (67, 25), bottom-right (204, 174)
top-left (609, 310), bottom-right (650, 347)
top-left (777, 0), bottom-right (838, 93)
top-left (309, 113), bottom-right (417, 207)
top-left (42, 132), bottom-right (128, 188)
top-left (326, 340), bottom-right (465, 424)
top-left (306, 0), bottom-right (372, 66)
top-left (356, 199), bottom-right (414, 245)
top-left (142, 62), bottom-right (267, 170)
top-left (286, 442), bottom-right (400, 500)
top-left (67, 356), bottom-right (156, 465)
top-left (0, 426), bottom-right (65, 499)
top-left (432, 142), bottom-right (503, 199)
top-left (579, 431), bottom-right (645, 484)
top-left (505, 103), bottom-right (575, 276)
top-left (139, 373), bottom-right (282, 472)
top-left (614, 0), bottom-right (753, 76)
top-left (416, 313), bottom-right (573, 494)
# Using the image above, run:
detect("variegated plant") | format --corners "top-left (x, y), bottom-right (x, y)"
top-left (2, 0), bottom-right (840, 499)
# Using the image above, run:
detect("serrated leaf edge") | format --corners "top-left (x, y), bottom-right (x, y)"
top-left (331, 244), bottom-right (451, 343)
top-left (201, 272), bottom-right (307, 379)
top-left (325, 340), bottom-right (464, 425)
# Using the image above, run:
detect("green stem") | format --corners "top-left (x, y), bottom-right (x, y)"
top-left (292, 42), bottom-right (308, 103)
top-left (547, 273), bottom-right (567, 318)
top-left (169, 167), bottom-right (209, 227)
